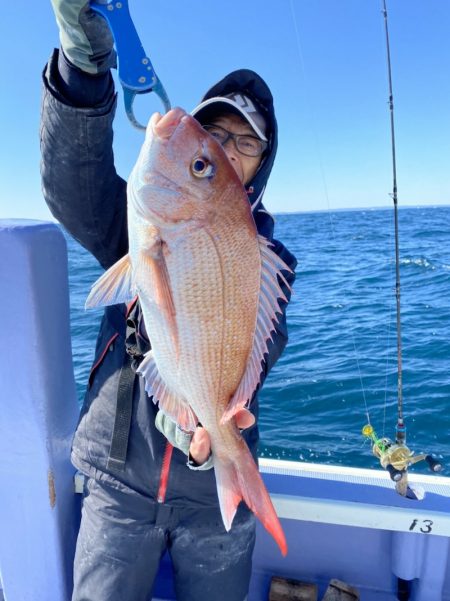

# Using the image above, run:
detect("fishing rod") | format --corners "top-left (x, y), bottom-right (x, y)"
top-left (362, 0), bottom-right (441, 495)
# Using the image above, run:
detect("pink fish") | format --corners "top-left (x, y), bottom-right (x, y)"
top-left (87, 108), bottom-right (292, 555)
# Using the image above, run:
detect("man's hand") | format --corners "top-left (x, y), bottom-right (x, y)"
top-left (189, 408), bottom-right (256, 465)
top-left (155, 407), bottom-right (256, 470)
top-left (50, 0), bottom-right (116, 74)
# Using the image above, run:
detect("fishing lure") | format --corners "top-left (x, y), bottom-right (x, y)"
top-left (90, 0), bottom-right (171, 130)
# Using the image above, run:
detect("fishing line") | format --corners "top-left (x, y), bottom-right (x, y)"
top-left (381, 271), bottom-right (399, 438)
top-left (382, 307), bottom-right (394, 438)
top-left (288, 0), bottom-right (379, 427)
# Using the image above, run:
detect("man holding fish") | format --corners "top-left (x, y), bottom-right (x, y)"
top-left (41, 2), bottom-right (297, 600)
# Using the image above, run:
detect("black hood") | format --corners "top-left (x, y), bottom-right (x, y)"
top-left (195, 69), bottom-right (277, 240)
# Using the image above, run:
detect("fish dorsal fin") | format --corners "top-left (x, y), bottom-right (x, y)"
top-left (85, 254), bottom-right (135, 309)
top-left (138, 350), bottom-right (197, 432)
top-left (221, 236), bottom-right (293, 424)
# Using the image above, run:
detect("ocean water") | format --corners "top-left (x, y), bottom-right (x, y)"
top-left (65, 206), bottom-right (450, 472)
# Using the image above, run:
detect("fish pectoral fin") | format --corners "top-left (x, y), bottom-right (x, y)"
top-left (137, 351), bottom-right (197, 432)
top-left (221, 235), bottom-right (293, 424)
top-left (140, 250), bottom-right (179, 356)
top-left (85, 254), bottom-right (134, 309)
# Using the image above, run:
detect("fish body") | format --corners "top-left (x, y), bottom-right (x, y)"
top-left (87, 108), bottom-right (290, 555)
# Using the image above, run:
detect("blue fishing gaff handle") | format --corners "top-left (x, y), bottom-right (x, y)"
top-left (90, 0), bottom-right (171, 130)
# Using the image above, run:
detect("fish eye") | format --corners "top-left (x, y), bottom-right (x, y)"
top-left (191, 157), bottom-right (214, 178)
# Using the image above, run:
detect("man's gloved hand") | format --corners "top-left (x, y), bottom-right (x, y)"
top-left (155, 412), bottom-right (214, 471)
top-left (50, 0), bottom-right (116, 74)
top-left (189, 409), bottom-right (255, 465)
top-left (155, 409), bottom-right (256, 471)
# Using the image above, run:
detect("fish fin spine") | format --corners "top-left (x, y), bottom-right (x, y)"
top-left (220, 235), bottom-right (293, 424)
top-left (138, 351), bottom-right (197, 432)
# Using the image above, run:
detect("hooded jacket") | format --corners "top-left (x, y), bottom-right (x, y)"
top-left (40, 50), bottom-right (297, 505)
top-left (197, 68), bottom-right (279, 241)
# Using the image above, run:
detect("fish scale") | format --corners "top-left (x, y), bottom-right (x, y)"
top-left (170, 231), bottom-right (228, 405)
top-left (166, 227), bottom-right (258, 409)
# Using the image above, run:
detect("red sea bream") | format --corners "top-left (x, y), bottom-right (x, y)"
top-left (86, 108), bottom-right (291, 555)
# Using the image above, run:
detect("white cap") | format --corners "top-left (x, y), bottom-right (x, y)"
top-left (191, 93), bottom-right (268, 142)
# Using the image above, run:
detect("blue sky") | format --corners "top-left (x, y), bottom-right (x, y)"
top-left (0, 1), bottom-right (449, 219)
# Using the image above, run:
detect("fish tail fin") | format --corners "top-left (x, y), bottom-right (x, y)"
top-left (214, 448), bottom-right (287, 556)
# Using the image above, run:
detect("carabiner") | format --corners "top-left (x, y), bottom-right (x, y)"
top-left (90, 0), bottom-right (171, 130)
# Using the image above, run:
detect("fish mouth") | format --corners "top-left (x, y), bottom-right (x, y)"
top-left (152, 107), bottom-right (188, 140)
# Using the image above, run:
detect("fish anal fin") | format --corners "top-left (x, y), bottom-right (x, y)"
top-left (86, 254), bottom-right (134, 309)
top-left (137, 351), bottom-right (196, 432)
top-left (221, 236), bottom-right (292, 424)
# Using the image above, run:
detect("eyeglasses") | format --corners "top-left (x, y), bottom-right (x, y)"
top-left (202, 124), bottom-right (268, 158)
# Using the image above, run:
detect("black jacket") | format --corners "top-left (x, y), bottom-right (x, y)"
top-left (40, 49), bottom-right (297, 505)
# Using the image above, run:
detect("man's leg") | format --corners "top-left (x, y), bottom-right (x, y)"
top-left (169, 504), bottom-right (256, 601)
top-left (72, 479), bottom-right (167, 601)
